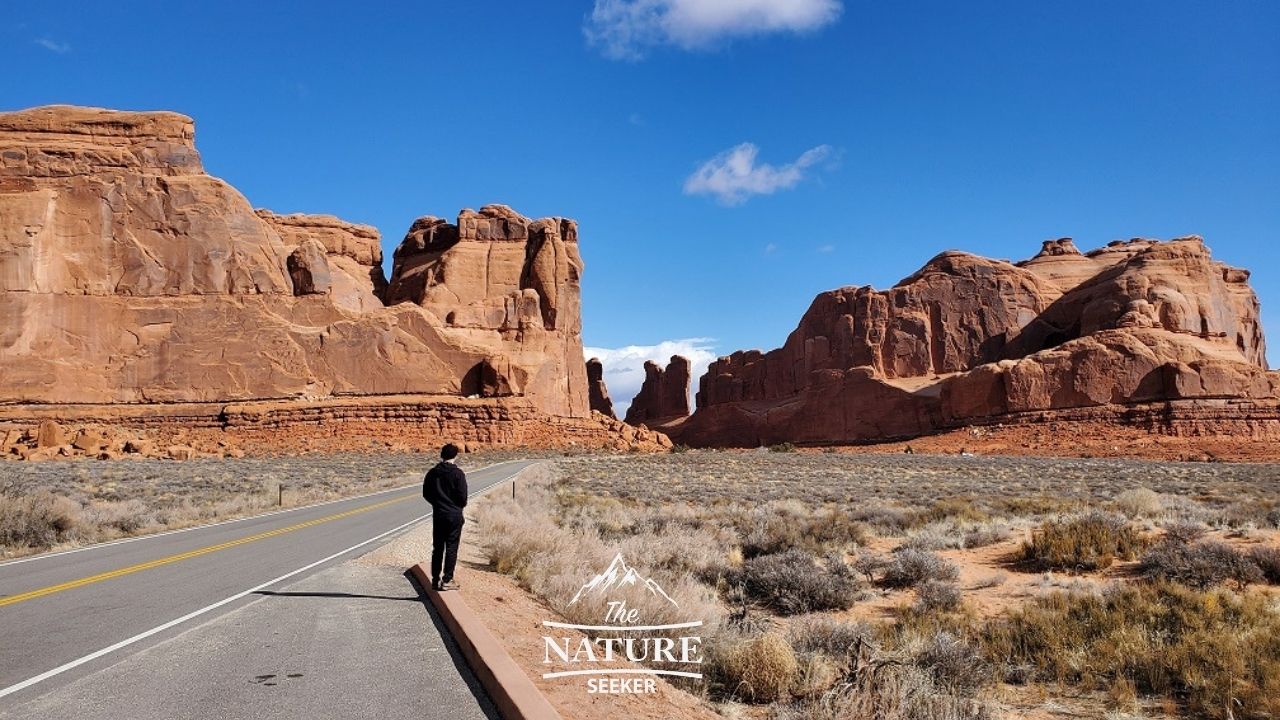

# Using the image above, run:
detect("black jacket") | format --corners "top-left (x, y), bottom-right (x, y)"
top-left (423, 461), bottom-right (467, 516)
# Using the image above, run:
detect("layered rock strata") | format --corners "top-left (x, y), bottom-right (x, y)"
top-left (0, 105), bottom-right (651, 453)
top-left (674, 237), bottom-right (1278, 446)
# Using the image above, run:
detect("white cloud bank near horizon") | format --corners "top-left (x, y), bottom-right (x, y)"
top-left (684, 142), bottom-right (833, 205)
top-left (585, 0), bottom-right (842, 60)
top-left (584, 338), bottom-right (719, 418)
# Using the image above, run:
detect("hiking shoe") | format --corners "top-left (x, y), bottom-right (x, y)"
top-left (441, 579), bottom-right (460, 590)
top-left (431, 578), bottom-right (443, 592)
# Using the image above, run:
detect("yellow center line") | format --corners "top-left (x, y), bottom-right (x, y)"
top-left (0, 493), bottom-right (418, 608)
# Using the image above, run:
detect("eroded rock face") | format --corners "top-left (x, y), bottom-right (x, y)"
top-left (625, 355), bottom-right (691, 425)
top-left (585, 358), bottom-right (616, 419)
top-left (678, 237), bottom-right (1277, 446)
top-left (0, 105), bottom-right (590, 421)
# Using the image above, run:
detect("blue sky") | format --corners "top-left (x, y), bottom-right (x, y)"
top-left (5, 1), bottom-right (1278, 408)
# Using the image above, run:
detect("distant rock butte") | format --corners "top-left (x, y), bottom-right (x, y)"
top-left (585, 358), bottom-right (616, 419)
top-left (625, 355), bottom-right (692, 426)
top-left (669, 236), bottom-right (1279, 447)
top-left (0, 105), bottom-right (668, 455)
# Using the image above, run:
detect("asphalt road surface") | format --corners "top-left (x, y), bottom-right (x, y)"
top-left (0, 459), bottom-right (532, 718)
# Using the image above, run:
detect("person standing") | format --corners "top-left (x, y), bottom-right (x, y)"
top-left (423, 443), bottom-right (467, 591)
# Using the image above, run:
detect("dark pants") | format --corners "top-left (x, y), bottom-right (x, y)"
top-left (431, 512), bottom-right (464, 583)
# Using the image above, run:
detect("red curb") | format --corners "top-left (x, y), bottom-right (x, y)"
top-left (411, 563), bottom-right (563, 720)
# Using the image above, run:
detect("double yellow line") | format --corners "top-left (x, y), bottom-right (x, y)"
top-left (0, 493), bottom-right (416, 608)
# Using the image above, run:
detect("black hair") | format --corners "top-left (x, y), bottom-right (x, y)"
top-left (441, 443), bottom-right (460, 460)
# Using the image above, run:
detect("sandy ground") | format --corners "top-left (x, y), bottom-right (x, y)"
top-left (358, 476), bottom-right (719, 720)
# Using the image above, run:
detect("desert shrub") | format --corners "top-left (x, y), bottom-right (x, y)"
top-left (1139, 539), bottom-right (1264, 589)
top-left (738, 503), bottom-right (867, 558)
top-left (1021, 511), bottom-right (1145, 572)
top-left (881, 549), bottom-right (959, 589)
top-left (982, 582), bottom-right (1280, 719)
top-left (729, 550), bottom-right (860, 614)
top-left (914, 580), bottom-right (962, 613)
top-left (81, 499), bottom-right (152, 534)
top-left (671, 444), bottom-right (692, 454)
top-left (905, 520), bottom-right (1011, 552)
top-left (1247, 545), bottom-right (1280, 584)
top-left (0, 491), bottom-right (80, 550)
top-left (1113, 487), bottom-right (1164, 518)
top-left (850, 503), bottom-right (913, 534)
top-left (961, 523), bottom-right (1012, 549)
top-left (787, 614), bottom-right (876, 662)
top-left (996, 495), bottom-right (1080, 518)
top-left (914, 631), bottom-right (992, 695)
top-left (920, 497), bottom-right (988, 525)
top-left (900, 525), bottom-right (961, 551)
top-left (1162, 519), bottom-right (1208, 544)
top-left (851, 550), bottom-right (888, 583)
top-left (707, 631), bottom-right (799, 703)
top-left (771, 660), bottom-right (994, 720)
top-left (769, 442), bottom-right (797, 453)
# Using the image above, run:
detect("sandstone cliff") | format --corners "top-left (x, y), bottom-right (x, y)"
top-left (675, 237), bottom-right (1279, 446)
top-left (625, 355), bottom-right (691, 426)
top-left (0, 105), bottom-right (658, 454)
top-left (585, 358), bottom-right (616, 419)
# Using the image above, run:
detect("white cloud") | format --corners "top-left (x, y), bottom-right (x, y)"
top-left (35, 38), bottom-right (70, 54)
top-left (684, 142), bottom-right (833, 205)
top-left (817, 244), bottom-right (835, 253)
top-left (585, 0), bottom-right (842, 60)
top-left (764, 242), bottom-right (778, 254)
top-left (584, 338), bottom-right (718, 418)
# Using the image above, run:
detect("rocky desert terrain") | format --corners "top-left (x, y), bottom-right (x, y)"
top-left (473, 451), bottom-right (1280, 720)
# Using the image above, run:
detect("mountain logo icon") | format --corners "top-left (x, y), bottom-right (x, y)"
top-left (568, 553), bottom-right (679, 608)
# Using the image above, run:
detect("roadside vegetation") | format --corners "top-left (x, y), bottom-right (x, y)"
top-left (475, 450), bottom-right (1280, 720)
top-left (0, 451), bottom-right (536, 558)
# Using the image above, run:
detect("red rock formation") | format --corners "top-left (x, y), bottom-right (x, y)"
top-left (0, 105), bottom-right (655, 454)
top-left (585, 358), bottom-right (616, 419)
top-left (676, 237), bottom-right (1279, 447)
top-left (625, 355), bottom-right (692, 425)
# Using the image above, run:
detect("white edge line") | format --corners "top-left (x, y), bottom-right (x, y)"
top-left (0, 460), bottom-right (518, 568)
top-left (541, 669), bottom-right (703, 679)
top-left (0, 460), bottom-right (534, 700)
top-left (541, 620), bottom-right (703, 631)
top-left (0, 511), bottom-right (431, 700)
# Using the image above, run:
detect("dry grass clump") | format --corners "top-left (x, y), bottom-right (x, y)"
top-left (479, 468), bottom-right (722, 632)
top-left (1161, 519), bottom-right (1208, 544)
top-left (0, 491), bottom-right (80, 550)
top-left (880, 549), bottom-right (959, 588)
top-left (772, 626), bottom-right (995, 720)
top-left (787, 614), bottom-right (877, 662)
top-left (728, 550), bottom-right (861, 614)
top-left (738, 502), bottom-right (868, 558)
top-left (901, 519), bottom-right (1013, 551)
top-left (1113, 487), bottom-right (1165, 518)
top-left (706, 631), bottom-right (800, 702)
top-left (1138, 539), bottom-right (1265, 589)
top-left (914, 580), bottom-right (962, 613)
top-left (1021, 511), bottom-right (1146, 571)
top-left (1247, 545), bottom-right (1280, 584)
top-left (983, 582), bottom-right (1280, 719)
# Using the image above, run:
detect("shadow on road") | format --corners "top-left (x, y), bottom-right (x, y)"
top-left (402, 569), bottom-right (501, 720)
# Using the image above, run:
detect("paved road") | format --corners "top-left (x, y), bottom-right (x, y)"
top-left (0, 459), bottom-right (531, 716)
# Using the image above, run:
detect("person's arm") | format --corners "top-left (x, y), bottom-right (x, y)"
top-left (423, 467), bottom-right (438, 504)
top-left (451, 468), bottom-right (468, 509)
